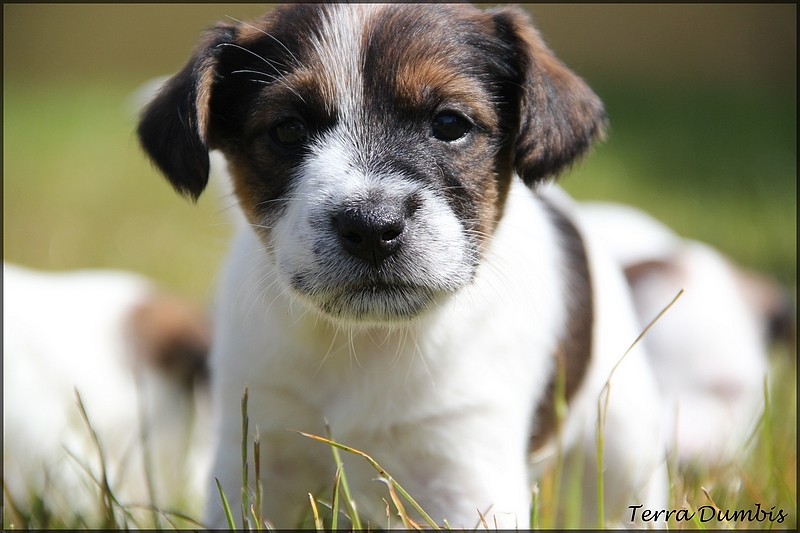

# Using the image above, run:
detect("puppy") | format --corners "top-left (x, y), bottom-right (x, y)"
top-left (578, 203), bottom-right (789, 466)
top-left (138, 4), bottom-right (667, 528)
top-left (2, 263), bottom-right (210, 526)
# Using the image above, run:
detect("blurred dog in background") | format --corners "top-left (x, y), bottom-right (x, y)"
top-left (3, 263), bottom-right (211, 526)
top-left (578, 203), bottom-right (793, 467)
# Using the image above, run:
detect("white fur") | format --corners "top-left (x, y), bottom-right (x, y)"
top-left (205, 180), bottom-right (668, 528)
top-left (311, 4), bottom-right (371, 122)
top-left (271, 136), bottom-right (474, 322)
top-left (2, 263), bottom-right (208, 524)
top-left (579, 203), bottom-right (770, 465)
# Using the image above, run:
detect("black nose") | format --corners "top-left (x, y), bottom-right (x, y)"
top-left (333, 206), bottom-right (406, 268)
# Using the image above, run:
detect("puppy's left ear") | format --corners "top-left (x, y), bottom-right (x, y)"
top-left (492, 8), bottom-right (608, 187)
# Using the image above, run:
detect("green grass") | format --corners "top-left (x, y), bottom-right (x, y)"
top-left (563, 84), bottom-right (796, 285)
top-left (4, 353), bottom-right (795, 529)
top-left (3, 80), bottom-right (230, 299)
top-left (3, 80), bottom-right (796, 529)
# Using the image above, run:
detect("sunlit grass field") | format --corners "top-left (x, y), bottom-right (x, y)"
top-left (3, 75), bottom-right (796, 530)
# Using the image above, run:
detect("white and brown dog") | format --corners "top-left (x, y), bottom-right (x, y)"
top-left (3, 263), bottom-right (211, 525)
top-left (578, 203), bottom-right (786, 468)
top-left (137, 4), bottom-right (670, 528)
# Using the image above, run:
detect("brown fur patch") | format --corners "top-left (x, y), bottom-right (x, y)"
top-left (395, 61), bottom-right (499, 133)
top-left (127, 292), bottom-right (211, 388)
top-left (623, 258), bottom-right (681, 286)
top-left (195, 63), bottom-right (217, 144)
top-left (732, 267), bottom-right (795, 346)
top-left (530, 200), bottom-right (594, 452)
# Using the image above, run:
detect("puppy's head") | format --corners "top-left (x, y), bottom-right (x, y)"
top-left (138, 4), bottom-right (606, 324)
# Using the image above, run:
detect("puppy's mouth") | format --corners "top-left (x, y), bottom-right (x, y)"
top-left (291, 277), bottom-right (443, 323)
top-left (274, 180), bottom-right (479, 324)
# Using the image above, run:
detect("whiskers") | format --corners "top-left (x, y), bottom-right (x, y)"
top-left (403, 322), bottom-right (436, 388)
top-left (235, 250), bottom-right (281, 319)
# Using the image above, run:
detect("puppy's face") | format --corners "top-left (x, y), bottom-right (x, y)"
top-left (138, 4), bottom-right (606, 323)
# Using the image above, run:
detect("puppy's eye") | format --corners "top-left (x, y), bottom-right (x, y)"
top-left (271, 118), bottom-right (308, 148)
top-left (431, 112), bottom-right (471, 142)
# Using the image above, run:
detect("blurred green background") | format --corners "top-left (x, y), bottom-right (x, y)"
top-left (4, 4), bottom-right (796, 300)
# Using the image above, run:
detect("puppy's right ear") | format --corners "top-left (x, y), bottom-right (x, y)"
top-left (137, 24), bottom-right (236, 201)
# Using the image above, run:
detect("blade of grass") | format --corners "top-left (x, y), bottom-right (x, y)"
top-left (685, 502), bottom-right (708, 530)
top-left (331, 466), bottom-right (342, 531)
top-left (299, 431), bottom-right (440, 530)
top-left (308, 493), bottom-right (324, 531)
top-left (595, 402), bottom-right (605, 528)
top-left (760, 375), bottom-right (774, 480)
top-left (382, 497), bottom-right (392, 529)
top-left (381, 477), bottom-right (421, 530)
top-left (597, 289), bottom-right (684, 527)
top-left (241, 388), bottom-right (250, 529)
top-left (550, 351), bottom-right (568, 523)
top-left (530, 484), bottom-right (540, 530)
top-left (124, 503), bottom-right (207, 528)
top-left (60, 446), bottom-right (122, 527)
top-left (701, 487), bottom-right (734, 529)
top-left (323, 425), bottom-right (363, 530)
top-left (476, 507), bottom-right (490, 530)
top-left (249, 504), bottom-right (260, 530)
top-left (253, 428), bottom-right (263, 530)
top-left (564, 444), bottom-right (585, 528)
top-left (215, 478), bottom-right (237, 530)
top-left (73, 389), bottom-right (120, 529)
top-left (132, 369), bottom-right (162, 529)
top-left (600, 288), bottom-right (686, 405)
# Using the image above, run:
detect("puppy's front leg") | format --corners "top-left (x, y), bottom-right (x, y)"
top-left (206, 415), bottom-right (533, 529)
top-left (345, 415), bottom-right (535, 529)
top-left (204, 423), bottom-right (244, 528)
top-left (203, 395), bottom-right (331, 528)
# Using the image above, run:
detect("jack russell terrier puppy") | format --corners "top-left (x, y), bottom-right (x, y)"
top-left (138, 3), bottom-right (669, 527)
top-left (578, 203), bottom-right (789, 467)
top-left (3, 263), bottom-right (211, 526)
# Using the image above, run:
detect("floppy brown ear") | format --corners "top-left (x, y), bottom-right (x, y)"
top-left (491, 8), bottom-right (608, 186)
top-left (137, 24), bottom-right (236, 201)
